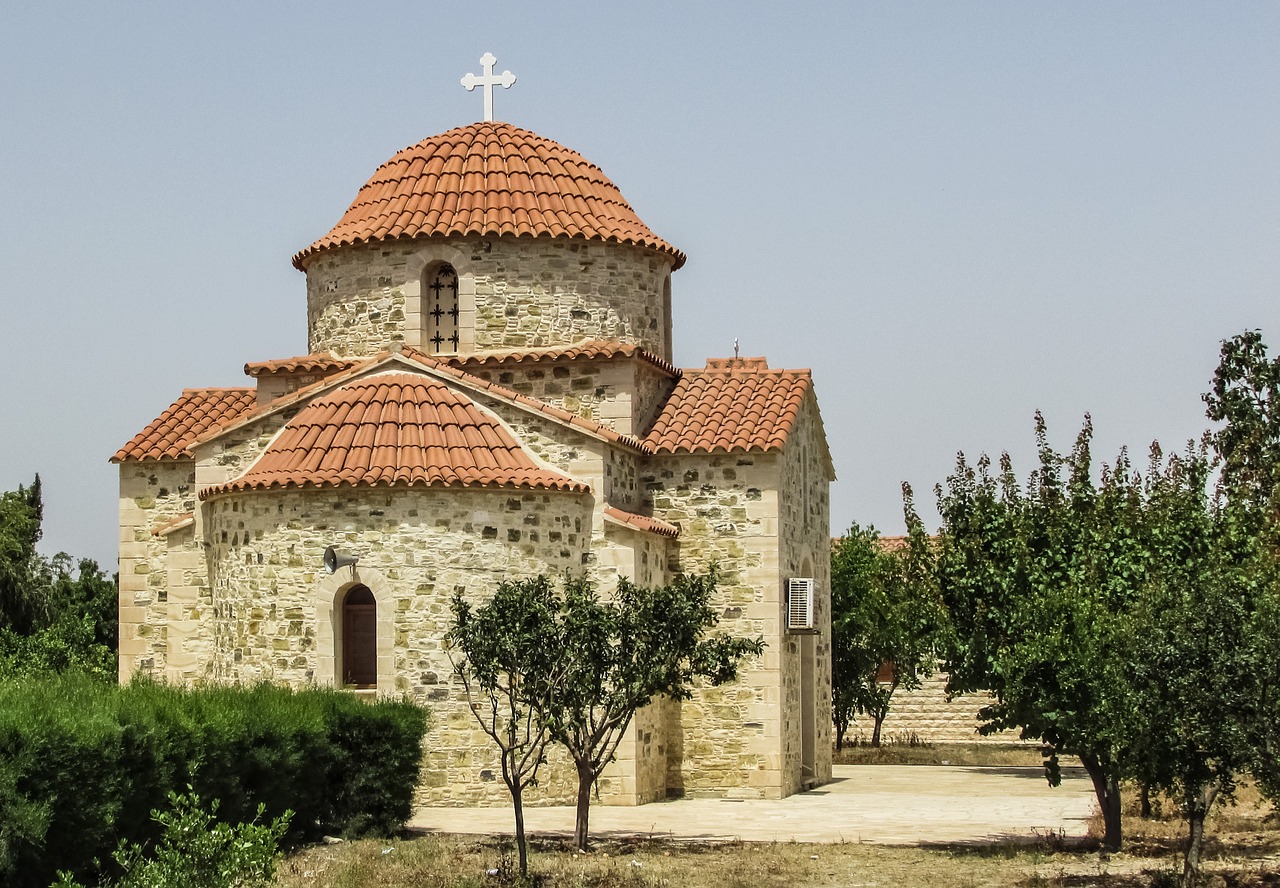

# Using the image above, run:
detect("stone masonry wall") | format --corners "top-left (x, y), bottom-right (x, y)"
top-left (203, 485), bottom-right (599, 805)
top-left (776, 395), bottom-right (834, 795)
top-left (304, 237), bottom-right (675, 359)
top-left (875, 673), bottom-right (1018, 744)
top-left (645, 451), bottom-right (782, 799)
top-left (462, 358), bottom-right (677, 439)
top-left (118, 459), bottom-right (202, 681)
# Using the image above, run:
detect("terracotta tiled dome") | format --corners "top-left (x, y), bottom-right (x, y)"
top-left (293, 122), bottom-right (684, 270)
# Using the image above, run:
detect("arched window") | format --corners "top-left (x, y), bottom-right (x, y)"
top-left (423, 262), bottom-right (460, 354)
top-left (341, 585), bottom-right (377, 689)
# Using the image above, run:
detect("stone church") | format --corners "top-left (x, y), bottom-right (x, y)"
top-left (113, 111), bottom-right (835, 804)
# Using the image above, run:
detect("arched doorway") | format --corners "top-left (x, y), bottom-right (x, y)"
top-left (341, 585), bottom-right (377, 689)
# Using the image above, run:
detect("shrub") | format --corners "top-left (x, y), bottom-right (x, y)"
top-left (52, 789), bottom-right (291, 888)
top-left (0, 675), bottom-right (426, 888)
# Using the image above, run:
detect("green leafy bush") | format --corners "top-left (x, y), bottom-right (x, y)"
top-left (0, 675), bottom-right (427, 888)
top-left (52, 789), bottom-right (291, 888)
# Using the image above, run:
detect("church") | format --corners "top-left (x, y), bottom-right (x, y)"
top-left (113, 64), bottom-right (835, 805)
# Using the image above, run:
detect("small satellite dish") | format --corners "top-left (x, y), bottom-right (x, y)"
top-left (323, 546), bottom-right (359, 574)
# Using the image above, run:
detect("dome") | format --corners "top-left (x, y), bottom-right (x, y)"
top-left (293, 122), bottom-right (684, 270)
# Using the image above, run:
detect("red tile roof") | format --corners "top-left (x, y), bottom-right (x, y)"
top-left (113, 388), bottom-right (256, 463)
top-left (447, 340), bottom-right (679, 378)
top-left (200, 372), bottom-right (588, 499)
top-left (244, 355), bottom-right (358, 378)
top-left (643, 359), bottom-right (812, 455)
top-left (603, 505), bottom-right (680, 538)
top-left (292, 122), bottom-right (684, 270)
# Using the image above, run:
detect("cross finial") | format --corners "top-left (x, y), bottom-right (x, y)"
top-left (461, 52), bottom-right (516, 122)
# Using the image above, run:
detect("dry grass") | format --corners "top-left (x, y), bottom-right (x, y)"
top-left (273, 777), bottom-right (1280, 887)
top-left (273, 824), bottom-right (1280, 888)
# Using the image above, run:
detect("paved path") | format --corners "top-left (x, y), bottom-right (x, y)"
top-left (409, 764), bottom-right (1098, 845)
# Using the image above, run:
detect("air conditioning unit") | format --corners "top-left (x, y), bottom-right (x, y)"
top-left (786, 578), bottom-right (814, 631)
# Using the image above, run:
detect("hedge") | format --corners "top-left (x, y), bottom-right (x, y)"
top-left (0, 674), bottom-right (427, 888)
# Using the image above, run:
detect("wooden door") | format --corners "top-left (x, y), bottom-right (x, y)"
top-left (342, 586), bottom-right (377, 688)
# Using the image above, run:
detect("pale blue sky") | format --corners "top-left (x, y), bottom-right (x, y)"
top-left (1, 3), bottom-right (1277, 570)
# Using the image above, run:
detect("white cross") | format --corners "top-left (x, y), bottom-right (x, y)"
top-left (461, 53), bottom-right (516, 122)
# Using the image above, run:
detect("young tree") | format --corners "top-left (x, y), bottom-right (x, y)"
top-left (930, 414), bottom-right (1149, 853)
top-left (550, 570), bottom-right (763, 851)
top-left (830, 503), bottom-right (943, 749)
top-left (448, 577), bottom-right (570, 878)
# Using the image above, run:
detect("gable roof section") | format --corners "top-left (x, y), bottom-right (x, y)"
top-left (292, 122), bottom-right (685, 270)
top-left (200, 372), bottom-right (588, 499)
top-left (113, 388), bottom-right (256, 463)
top-left (447, 340), bottom-right (679, 378)
top-left (644, 359), bottom-right (812, 455)
top-left (195, 346), bottom-right (653, 455)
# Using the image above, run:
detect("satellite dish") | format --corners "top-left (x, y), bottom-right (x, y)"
top-left (323, 546), bottom-right (359, 574)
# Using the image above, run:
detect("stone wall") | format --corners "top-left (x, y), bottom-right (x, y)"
top-left (462, 357), bottom-right (677, 439)
top-left (644, 451), bottom-right (783, 798)
top-left (304, 237), bottom-right (675, 359)
top-left (202, 484), bottom-right (599, 805)
top-left (776, 393), bottom-right (834, 794)
top-left (874, 673), bottom-right (1017, 744)
top-left (117, 459), bottom-right (203, 681)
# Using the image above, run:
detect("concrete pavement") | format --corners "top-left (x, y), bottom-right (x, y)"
top-left (408, 764), bottom-right (1098, 845)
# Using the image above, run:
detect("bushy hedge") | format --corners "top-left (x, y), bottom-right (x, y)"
top-left (0, 674), bottom-right (427, 888)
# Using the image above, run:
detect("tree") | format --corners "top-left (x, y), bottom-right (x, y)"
top-left (930, 414), bottom-right (1150, 854)
top-left (0, 477), bottom-right (117, 680)
top-left (1203, 329), bottom-right (1280, 505)
top-left (830, 503), bottom-right (943, 749)
top-left (448, 577), bottom-right (570, 878)
top-left (549, 570), bottom-right (762, 851)
top-left (0, 476), bottom-right (53, 635)
top-left (1120, 443), bottom-right (1276, 886)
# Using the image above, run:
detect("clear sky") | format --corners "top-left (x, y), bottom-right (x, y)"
top-left (1, 2), bottom-right (1277, 571)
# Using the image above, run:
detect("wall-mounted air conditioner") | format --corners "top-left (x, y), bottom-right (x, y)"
top-left (786, 577), bottom-right (814, 631)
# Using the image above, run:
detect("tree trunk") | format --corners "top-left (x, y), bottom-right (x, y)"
top-left (1182, 781), bottom-right (1220, 887)
top-left (871, 712), bottom-right (885, 747)
top-left (835, 717), bottom-right (847, 752)
top-left (573, 759), bottom-right (595, 852)
top-left (512, 784), bottom-right (528, 877)
top-left (1139, 781), bottom-right (1152, 819)
top-left (1183, 807), bottom-right (1206, 887)
top-left (1079, 753), bottom-right (1123, 854)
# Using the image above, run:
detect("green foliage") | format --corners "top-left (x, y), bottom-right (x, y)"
top-left (830, 506), bottom-right (944, 749)
top-left (0, 675), bottom-right (426, 888)
top-left (0, 476), bottom-right (53, 636)
top-left (449, 570), bottom-right (763, 865)
top-left (1203, 329), bottom-right (1280, 504)
top-left (449, 576), bottom-right (566, 877)
top-left (0, 475), bottom-right (119, 680)
top-left (550, 569), bottom-right (763, 850)
top-left (930, 414), bottom-right (1156, 852)
top-left (52, 789), bottom-right (291, 888)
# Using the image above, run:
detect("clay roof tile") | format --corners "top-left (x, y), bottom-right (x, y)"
top-left (642, 358), bottom-right (815, 456)
top-left (200, 372), bottom-right (588, 499)
top-left (113, 388), bottom-right (256, 463)
top-left (293, 122), bottom-right (684, 270)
